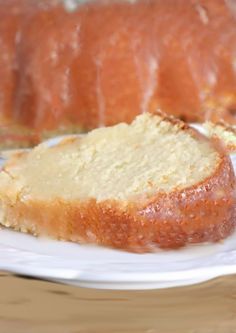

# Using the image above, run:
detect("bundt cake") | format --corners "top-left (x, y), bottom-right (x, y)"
top-left (1, 0), bottom-right (236, 147)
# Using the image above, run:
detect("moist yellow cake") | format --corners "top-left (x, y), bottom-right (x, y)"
top-left (0, 113), bottom-right (235, 252)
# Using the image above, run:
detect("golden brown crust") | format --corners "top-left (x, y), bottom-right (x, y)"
top-left (213, 121), bottom-right (236, 136)
top-left (0, 136), bottom-right (235, 253)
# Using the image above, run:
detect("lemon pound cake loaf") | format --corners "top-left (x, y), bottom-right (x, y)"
top-left (0, 113), bottom-right (235, 252)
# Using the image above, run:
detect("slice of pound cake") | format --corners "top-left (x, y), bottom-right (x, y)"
top-left (0, 113), bottom-right (235, 252)
top-left (204, 121), bottom-right (236, 153)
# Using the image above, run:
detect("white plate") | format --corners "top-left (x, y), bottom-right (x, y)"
top-left (1, 129), bottom-right (236, 290)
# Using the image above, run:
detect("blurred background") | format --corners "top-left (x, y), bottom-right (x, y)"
top-left (1, 0), bottom-right (236, 149)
